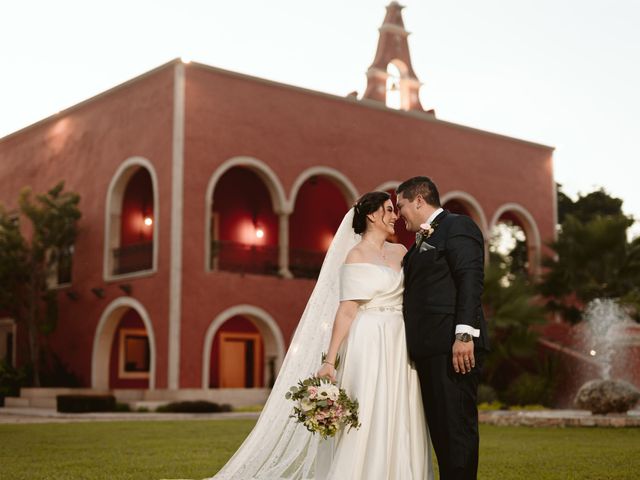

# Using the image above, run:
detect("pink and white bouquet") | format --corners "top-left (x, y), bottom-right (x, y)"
top-left (286, 373), bottom-right (360, 439)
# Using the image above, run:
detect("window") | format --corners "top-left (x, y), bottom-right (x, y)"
top-left (118, 328), bottom-right (150, 379)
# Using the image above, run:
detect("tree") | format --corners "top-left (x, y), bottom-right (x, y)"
top-left (540, 186), bottom-right (639, 322)
top-left (0, 182), bottom-right (81, 386)
top-left (557, 184), bottom-right (624, 224)
top-left (482, 254), bottom-right (547, 395)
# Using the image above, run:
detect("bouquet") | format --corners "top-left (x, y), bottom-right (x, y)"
top-left (285, 356), bottom-right (361, 439)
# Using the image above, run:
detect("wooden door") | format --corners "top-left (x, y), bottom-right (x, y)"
top-left (219, 332), bottom-right (262, 388)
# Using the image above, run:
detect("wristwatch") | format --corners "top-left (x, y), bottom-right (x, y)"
top-left (455, 332), bottom-right (473, 343)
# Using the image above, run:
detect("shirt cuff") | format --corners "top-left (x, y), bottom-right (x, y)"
top-left (456, 324), bottom-right (480, 337)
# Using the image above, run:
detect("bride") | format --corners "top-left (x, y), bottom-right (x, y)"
top-left (209, 191), bottom-right (433, 480)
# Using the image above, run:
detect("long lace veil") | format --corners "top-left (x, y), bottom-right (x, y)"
top-left (210, 208), bottom-right (359, 480)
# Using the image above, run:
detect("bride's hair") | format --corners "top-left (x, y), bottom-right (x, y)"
top-left (352, 191), bottom-right (391, 234)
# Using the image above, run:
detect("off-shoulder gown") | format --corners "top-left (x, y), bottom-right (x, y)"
top-left (316, 263), bottom-right (433, 480)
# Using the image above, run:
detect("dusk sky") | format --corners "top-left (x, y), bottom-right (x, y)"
top-left (2, 0), bottom-right (638, 236)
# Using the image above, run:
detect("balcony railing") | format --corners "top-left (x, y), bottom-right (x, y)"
top-left (113, 242), bottom-right (153, 275)
top-left (211, 240), bottom-right (279, 276)
top-left (289, 248), bottom-right (326, 279)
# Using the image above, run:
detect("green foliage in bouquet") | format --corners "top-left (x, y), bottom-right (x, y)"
top-left (286, 374), bottom-right (360, 439)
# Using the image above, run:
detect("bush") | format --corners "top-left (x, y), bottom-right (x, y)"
top-left (115, 402), bottom-right (131, 412)
top-left (477, 384), bottom-right (498, 404)
top-left (57, 394), bottom-right (116, 413)
top-left (0, 360), bottom-right (28, 405)
top-left (503, 373), bottom-right (553, 407)
top-left (41, 353), bottom-right (80, 387)
top-left (156, 400), bottom-right (232, 413)
top-left (478, 401), bottom-right (505, 411)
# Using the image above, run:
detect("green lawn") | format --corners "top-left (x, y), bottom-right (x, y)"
top-left (0, 420), bottom-right (638, 479)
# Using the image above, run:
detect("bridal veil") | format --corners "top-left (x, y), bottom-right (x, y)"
top-left (210, 208), bottom-right (359, 480)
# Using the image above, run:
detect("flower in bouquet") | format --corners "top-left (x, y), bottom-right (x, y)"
top-left (285, 360), bottom-right (360, 439)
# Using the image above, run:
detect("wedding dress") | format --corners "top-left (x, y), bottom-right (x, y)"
top-left (209, 209), bottom-right (433, 480)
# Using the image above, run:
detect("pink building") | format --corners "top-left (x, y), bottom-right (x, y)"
top-left (0, 3), bottom-right (556, 406)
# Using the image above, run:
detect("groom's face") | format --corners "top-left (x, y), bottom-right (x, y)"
top-left (396, 192), bottom-right (424, 233)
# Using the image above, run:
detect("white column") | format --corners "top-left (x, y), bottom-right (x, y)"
top-left (168, 61), bottom-right (186, 389)
top-left (278, 212), bottom-right (293, 278)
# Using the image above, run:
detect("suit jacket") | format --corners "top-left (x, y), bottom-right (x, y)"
top-left (402, 210), bottom-right (489, 358)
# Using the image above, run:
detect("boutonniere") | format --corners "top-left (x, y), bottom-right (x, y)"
top-left (416, 221), bottom-right (438, 252)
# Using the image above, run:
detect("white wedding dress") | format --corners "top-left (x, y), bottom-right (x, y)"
top-left (315, 263), bottom-right (432, 479)
top-left (208, 209), bottom-right (433, 480)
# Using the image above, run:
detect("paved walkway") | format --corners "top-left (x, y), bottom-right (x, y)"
top-left (0, 407), bottom-right (261, 424)
top-left (480, 408), bottom-right (640, 427)
top-left (2, 406), bottom-right (639, 427)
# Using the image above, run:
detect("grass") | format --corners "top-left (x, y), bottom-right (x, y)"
top-left (0, 420), bottom-right (638, 479)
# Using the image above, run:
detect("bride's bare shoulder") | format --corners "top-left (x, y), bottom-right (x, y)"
top-left (387, 242), bottom-right (408, 254)
top-left (345, 244), bottom-right (366, 265)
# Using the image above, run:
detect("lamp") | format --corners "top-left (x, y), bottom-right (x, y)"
top-left (91, 287), bottom-right (105, 299)
top-left (119, 284), bottom-right (132, 295)
top-left (66, 290), bottom-right (79, 301)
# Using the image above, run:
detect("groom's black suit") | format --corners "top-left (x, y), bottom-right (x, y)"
top-left (403, 210), bottom-right (489, 480)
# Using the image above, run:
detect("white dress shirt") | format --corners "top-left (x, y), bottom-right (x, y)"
top-left (426, 207), bottom-right (480, 338)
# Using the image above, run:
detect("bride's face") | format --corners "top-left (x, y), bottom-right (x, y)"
top-left (368, 199), bottom-right (397, 236)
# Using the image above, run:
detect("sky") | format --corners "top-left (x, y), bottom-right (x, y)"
top-left (1, 0), bottom-right (639, 236)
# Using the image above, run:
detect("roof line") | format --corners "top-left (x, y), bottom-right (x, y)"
top-left (0, 58), bottom-right (182, 144)
top-left (1, 58), bottom-right (555, 151)
top-left (189, 61), bottom-right (554, 151)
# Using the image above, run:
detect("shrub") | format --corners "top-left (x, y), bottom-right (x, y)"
top-left (0, 360), bottom-right (28, 406)
top-left (478, 401), bottom-right (505, 411)
top-left (57, 394), bottom-right (116, 413)
top-left (156, 400), bottom-right (232, 413)
top-left (477, 384), bottom-right (498, 404)
top-left (115, 402), bottom-right (131, 412)
top-left (503, 373), bottom-right (553, 407)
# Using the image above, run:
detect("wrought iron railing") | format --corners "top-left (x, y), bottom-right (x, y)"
top-left (289, 248), bottom-right (326, 279)
top-left (113, 242), bottom-right (153, 275)
top-left (211, 240), bottom-right (279, 276)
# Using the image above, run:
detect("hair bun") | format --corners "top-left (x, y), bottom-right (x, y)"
top-left (351, 191), bottom-right (390, 234)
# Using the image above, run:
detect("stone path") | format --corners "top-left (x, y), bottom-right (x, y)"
top-left (0, 407), bottom-right (260, 424)
top-left (479, 408), bottom-right (640, 427)
top-left (2, 406), bottom-right (639, 427)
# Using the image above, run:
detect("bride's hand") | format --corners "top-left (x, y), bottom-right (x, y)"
top-left (316, 363), bottom-right (336, 382)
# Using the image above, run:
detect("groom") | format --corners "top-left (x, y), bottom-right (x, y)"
top-left (397, 176), bottom-right (489, 480)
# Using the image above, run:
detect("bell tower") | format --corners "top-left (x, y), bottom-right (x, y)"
top-left (363, 1), bottom-right (424, 112)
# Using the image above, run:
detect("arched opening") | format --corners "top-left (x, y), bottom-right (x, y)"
top-left (489, 205), bottom-right (541, 277)
top-left (203, 305), bottom-right (285, 389)
top-left (386, 63), bottom-right (402, 110)
top-left (108, 309), bottom-right (150, 389)
top-left (289, 176), bottom-right (351, 278)
top-left (210, 167), bottom-right (279, 275)
top-left (441, 191), bottom-right (489, 235)
top-left (105, 159), bottom-right (158, 278)
top-left (92, 298), bottom-right (156, 390)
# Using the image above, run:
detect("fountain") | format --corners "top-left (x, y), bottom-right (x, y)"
top-left (573, 299), bottom-right (640, 414)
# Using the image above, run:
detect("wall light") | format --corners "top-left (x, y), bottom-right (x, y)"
top-left (256, 228), bottom-right (265, 239)
top-left (144, 216), bottom-right (153, 227)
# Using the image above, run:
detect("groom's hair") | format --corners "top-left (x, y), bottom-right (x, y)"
top-left (396, 176), bottom-right (441, 207)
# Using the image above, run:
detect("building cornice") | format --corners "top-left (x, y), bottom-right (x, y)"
top-left (0, 58), bottom-right (554, 152)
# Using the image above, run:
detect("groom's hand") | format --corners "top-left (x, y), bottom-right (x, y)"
top-left (452, 340), bottom-right (475, 374)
